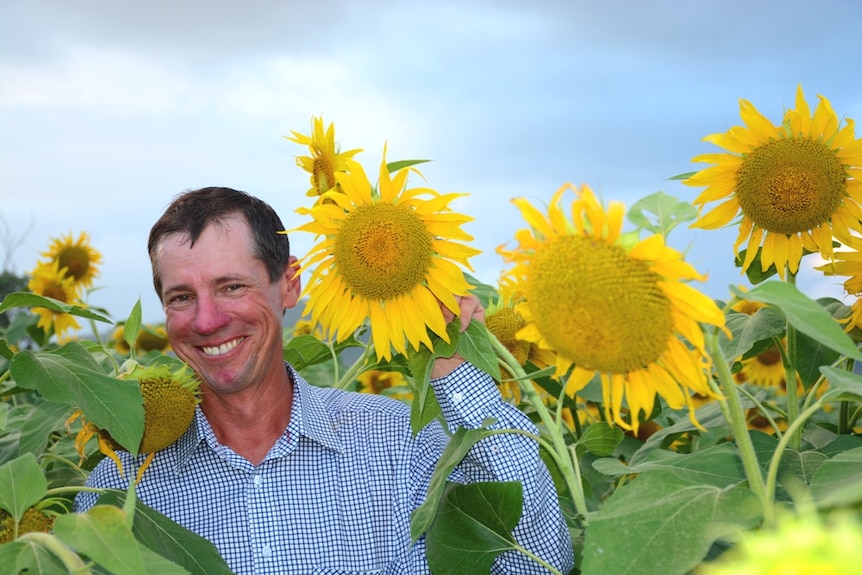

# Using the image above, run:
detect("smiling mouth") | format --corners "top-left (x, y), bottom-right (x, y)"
top-left (201, 337), bottom-right (245, 357)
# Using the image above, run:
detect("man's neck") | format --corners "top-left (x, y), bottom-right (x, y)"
top-left (200, 375), bottom-right (294, 466)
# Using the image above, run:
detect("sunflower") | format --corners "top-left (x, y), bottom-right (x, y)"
top-left (498, 183), bottom-right (726, 432)
top-left (816, 242), bottom-right (862, 331)
top-left (289, 150), bottom-right (480, 362)
top-left (286, 116), bottom-right (363, 198)
top-left (685, 85), bottom-right (862, 280)
top-left (27, 260), bottom-right (82, 340)
top-left (41, 231), bottom-right (102, 288)
top-left (356, 369), bottom-right (413, 402)
top-left (112, 323), bottom-right (171, 355)
top-left (291, 318), bottom-right (325, 339)
top-left (734, 345), bottom-right (788, 389)
top-left (485, 274), bottom-right (556, 402)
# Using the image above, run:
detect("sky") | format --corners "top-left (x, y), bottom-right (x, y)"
top-left (2, 0), bottom-right (861, 329)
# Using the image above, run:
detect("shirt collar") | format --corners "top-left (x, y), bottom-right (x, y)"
top-left (172, 362), bottom-right (344, 472)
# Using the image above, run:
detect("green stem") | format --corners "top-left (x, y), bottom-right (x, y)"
top-left (783, 270), bottom-right (801, 450)
top-left (735, 384), bottom-right (784, 438)
top-left (45, 486), bottom-right (106, 498)
top-left (764, 400), bottom-right (824, 517)
top-left (488, 334), bottom-right (588, 519)
top-left (335, 342), bottom-right (375, 390)
top-left (706, 328), bottom-right (770, 523)
top-left (512, 545), bottom-right (563, 575)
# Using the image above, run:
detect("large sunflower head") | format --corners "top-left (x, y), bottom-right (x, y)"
top-left (289, 148), bottom-right (480, 362)
top-left (27, 260), bottom-right (82, 340)
top-left (41, 231), bottom-right (102, 288)
top-left (285, 116), bottom-right (363, 198)
top-left (685, 85), bottom-right (862, 280)
top-left (498, 183), bottom-right (726, 432)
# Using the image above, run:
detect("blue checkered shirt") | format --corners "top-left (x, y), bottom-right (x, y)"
top-left (75, 362), bottom-right (573, 574)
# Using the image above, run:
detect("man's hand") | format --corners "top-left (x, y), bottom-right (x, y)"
top-left (431, 294), bottom-right (486, 379)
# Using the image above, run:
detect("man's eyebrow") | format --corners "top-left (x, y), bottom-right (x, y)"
top-left (163, 274), bottom-right (248, 296)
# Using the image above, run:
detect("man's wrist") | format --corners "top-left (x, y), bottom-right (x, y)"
top-left (430, 354), bottom-right (465, 379)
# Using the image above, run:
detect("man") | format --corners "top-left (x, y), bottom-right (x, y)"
top-left (75, 187), bottom-right (573, 574)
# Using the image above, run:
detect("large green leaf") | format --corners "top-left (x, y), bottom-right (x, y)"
top-left (282, 335), bottom-right (333, 370)
top-left (808, 446), bottom-right (862, 508)
top-left (730, 282), bottom-right (862, 360)
top-left (456, 321), bottom-right (501, 382)
top-left (793, 330), bottom-right (841, 389)
top-left (52, 504), bottom-right (190, 575)
top-left (576, 422), bottom-right (624, 457)
top-left (410, 420), bottom-right (498, 542)
top-left (0, 454), bottom-right (47, 521)
top-left (406, 322), bottom-right (458, 433)
top-left (819, 366), bottom-right (862, 403)
top-left (99, 490), bottom-right (233, 575)
top-left (0, 536), bottom-right (78, 574)
top-left (625, 400), bottom-right (747, 466)
top-left (52, 505), bottom-right (145, 575)
top-left (426, 481), bottom-right (523, 575)
top-left (0, 292), bottom-right (112, 323)
top-left (581, 465), bottom-right (762, 575)
top-left (10, 343), bottom-right (144, 455)
top-left (593, 442), bottom-right (748, 485)
top-left (16, 400), bottom-right (72, 458)
top-left (720, 307), bottom-right (786, 362)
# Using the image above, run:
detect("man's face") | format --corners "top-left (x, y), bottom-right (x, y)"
top-left (153, 215), bottom-right (300, 396)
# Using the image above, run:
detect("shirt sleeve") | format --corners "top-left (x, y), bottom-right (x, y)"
top-left (427, 362), bottom-right (575, 574)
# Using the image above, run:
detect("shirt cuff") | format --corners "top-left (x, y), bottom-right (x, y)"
top-left (430, 362), bottom-right (503, 429)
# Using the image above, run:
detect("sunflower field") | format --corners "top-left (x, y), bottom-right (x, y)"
top-left (2, 86), bottom-right (862, 574)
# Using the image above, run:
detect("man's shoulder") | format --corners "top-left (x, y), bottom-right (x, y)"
top-left (304, 381), bottom-right (412, 419)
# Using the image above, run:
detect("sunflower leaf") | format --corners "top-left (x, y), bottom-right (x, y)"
top-left (406, 322), bottom-right (459, 433)
top-left (582, 445), bottom-right (762, 575)
top-left (720, 306), bottom-right (786, 362)
top-left (0, 453), bottom-right (47, 521)
top-left (10, 343), bottom-right (144, 455)
top-left (426, 481), bottom-right (523, 575)
top-left (456, 321), bottom-right (501, 381)
top-left (99, 490), bottom-right (234, 575)
top-left (730, 282), bottom-right (862, 360)
top-left (818, 366), bottom-right (862, 403)
top-left (0, 292), bottom-right (112, 323)
top-left (807, 445), bottom-right (862, 508)
top-left (123, 299), bottom-right (144, 354)
top-left (627, 192), bottom-right (697, 237)
top-left (52, 505), bottom-right (149, 575)
top-left (409, 421), bottom-right (500, 544)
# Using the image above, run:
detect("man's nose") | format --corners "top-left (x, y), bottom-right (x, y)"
top-left (192, 294), bottom-right (230, 334)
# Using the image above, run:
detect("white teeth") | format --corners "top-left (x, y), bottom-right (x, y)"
top-left (202, 338), bottom-right (243, 356)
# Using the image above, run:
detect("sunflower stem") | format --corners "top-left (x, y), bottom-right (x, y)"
top-left (487, 333), bottom-right (588, 519)
top-left (781, 327), bottom-right (802, 451)
top-left (735, 383), bottom-right (784, 438)
top-left (335, 342), bottom-right (374, 390)
top-left (763, 399), bottom-right (824, 527)
top-left (706, 328), bottom-right (769, 518)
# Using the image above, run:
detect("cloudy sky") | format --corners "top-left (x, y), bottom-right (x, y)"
top-left (2, 0), bottom-right (861, 328)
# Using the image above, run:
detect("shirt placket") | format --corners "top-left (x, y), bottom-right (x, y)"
top-left (248, 467), bottom-right (275, 572)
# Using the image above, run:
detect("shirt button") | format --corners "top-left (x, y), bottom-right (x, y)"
top-left (451, 391), bottom-right (463, 403)
top-left (261, 545), bottom-right (273, 558)
top-left (253, 475), bottom-right (262, 488)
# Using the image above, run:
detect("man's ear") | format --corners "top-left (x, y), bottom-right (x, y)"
top-left (282, 256), bottom-right (302, 310)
